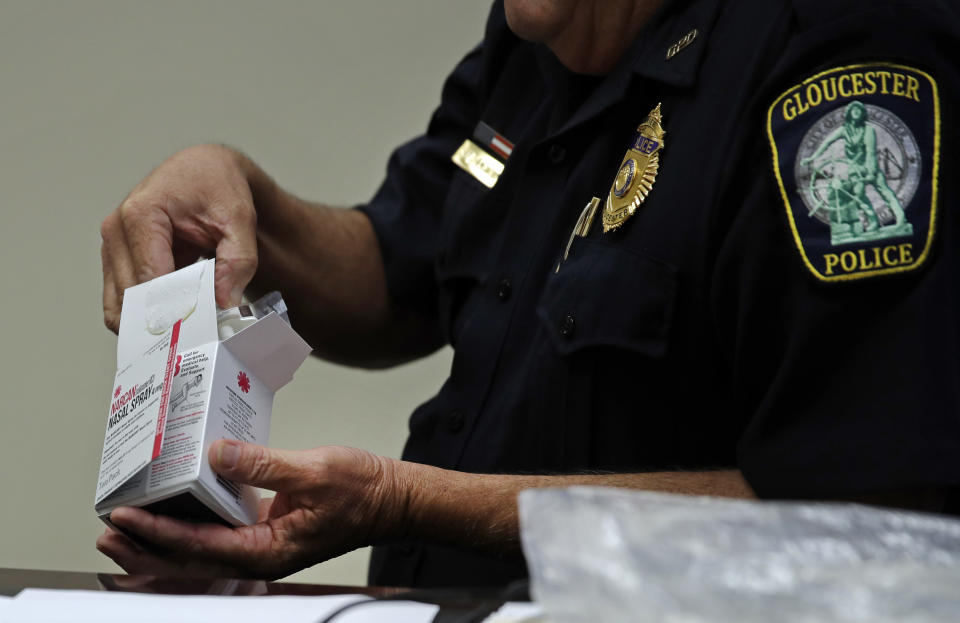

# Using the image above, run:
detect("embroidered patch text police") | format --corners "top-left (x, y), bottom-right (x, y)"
top-left (767, 63), bottom-right (940, 281)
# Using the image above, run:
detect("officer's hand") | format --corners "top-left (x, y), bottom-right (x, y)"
top-left (96, 441), bottom-right (408, 579)
top-left (100, 144), bottom-right (259, 333)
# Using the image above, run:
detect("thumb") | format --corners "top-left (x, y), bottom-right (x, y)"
top-left (209, 439), bottom-right (307, 492)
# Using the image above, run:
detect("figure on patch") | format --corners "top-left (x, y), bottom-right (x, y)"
top-left (800, 100), bottom-right (914, 245)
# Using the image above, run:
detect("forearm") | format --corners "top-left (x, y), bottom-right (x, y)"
top-left (237, 153), bottom-right (437, 367)
top-left (393, 462), bottom-right (755, 556)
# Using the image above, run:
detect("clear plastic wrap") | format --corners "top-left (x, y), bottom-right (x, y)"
top-left (216, 291), bottom-right (291, 339)
top-left (248, 291), bottom-right (290, 324)
top-left (518, 487), bottom-right (960, 623)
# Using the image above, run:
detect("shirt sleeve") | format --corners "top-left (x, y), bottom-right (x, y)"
top-left (355, 42), bottom-right (485, 325)
top-left (714, 0), bottom-right (960, 500)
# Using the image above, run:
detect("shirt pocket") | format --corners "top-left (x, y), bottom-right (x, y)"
top-left (537, 237), bottom-right (678, 358)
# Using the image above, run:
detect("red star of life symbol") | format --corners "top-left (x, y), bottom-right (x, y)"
top-left (114, 385), bottom-right (122, 398)
top-left (237, 371), bottom-right (251, 393)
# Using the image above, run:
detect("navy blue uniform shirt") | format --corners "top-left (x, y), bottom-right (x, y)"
top-left (357, 0), bottom-right (960, 587)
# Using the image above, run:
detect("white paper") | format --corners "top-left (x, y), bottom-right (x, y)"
top-left (482, 602), bottom-right (546, 623)
top-left (0, 593), bottom-right (13, 617)
top-left (333, 600), bottom-right (440, 622)
top-left (2, 589), bottom-right (439, 623)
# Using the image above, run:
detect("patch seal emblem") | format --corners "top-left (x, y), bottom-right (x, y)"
top-left (767, 63), bottom-right (940, 281)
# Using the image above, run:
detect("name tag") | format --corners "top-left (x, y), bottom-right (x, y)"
top-left (451, 139), bottom-right (504, 189)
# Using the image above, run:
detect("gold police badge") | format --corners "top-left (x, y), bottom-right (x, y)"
top-left (603, 104), bottom-right (666, 233)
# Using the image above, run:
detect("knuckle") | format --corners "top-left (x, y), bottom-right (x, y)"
top-left (103, 312), bottom-right (120, 333)
top-left (160, 516), bottom-right (202, 556)
top-left (181, 530), bottom-right (206, 557)
top-left (224, 253), bottom-right (258, 276)
top-left (117, 195), bottom-right (141, 218)
top-left (118, 193), bottom-right (163, 227)
top-left (309, 451), bottom-right (334, 480)
top-left (99, 212), bottom-right (117, 239)
top-left (247, 446), bottom-right (275, 482)
top-left (116, 201), bottom-right (143, 230)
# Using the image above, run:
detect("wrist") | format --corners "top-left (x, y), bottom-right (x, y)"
top-left (387, 463), bottom-right (525, 554)
top-left (370, 457), bottom-right (434, 544)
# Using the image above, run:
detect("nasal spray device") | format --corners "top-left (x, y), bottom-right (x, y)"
top-left (216, 291), bottom-right (291, 339)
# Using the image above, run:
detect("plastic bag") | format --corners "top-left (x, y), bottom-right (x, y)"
top-left (518, 487), bottom-right (960, 623)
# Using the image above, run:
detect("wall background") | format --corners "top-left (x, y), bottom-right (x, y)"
top-left (0, 0), bottom-right (490, 586)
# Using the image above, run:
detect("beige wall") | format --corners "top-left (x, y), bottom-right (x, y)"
top-left (0, 1), bottom-right (491, 585)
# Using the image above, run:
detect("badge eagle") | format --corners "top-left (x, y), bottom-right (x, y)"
top-left (603, 104), bottom-right (665, 233)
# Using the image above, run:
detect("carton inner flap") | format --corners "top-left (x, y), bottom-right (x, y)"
top-left (145, 261), bottom-right (205, 335)
top-left (117, 259), bottom-right (219, 364)
top-left (223, 313), bottom-right (312, 391)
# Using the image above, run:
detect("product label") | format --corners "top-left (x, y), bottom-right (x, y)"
top-left (95, 324), bottom-right (179, 504)
top-left (146, 346), bottom-right (214, 492)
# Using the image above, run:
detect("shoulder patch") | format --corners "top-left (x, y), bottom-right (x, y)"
top-left (767, 63), bottom-right (940, 281)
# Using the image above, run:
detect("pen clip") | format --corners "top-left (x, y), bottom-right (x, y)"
top-left (556, 197), bottom-right (600, 272)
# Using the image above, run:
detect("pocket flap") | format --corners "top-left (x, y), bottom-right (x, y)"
top-left (537, 239), bottom-right (677, 357)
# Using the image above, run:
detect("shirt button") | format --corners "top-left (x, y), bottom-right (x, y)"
top-left (447, 410), bottom-right (465, 434)
top-left (559, 314), bottom-right (575, 338)
top-left (547, 144), bottom-right (566, 164)
top-left (496, 278), bottom-right (512, 301)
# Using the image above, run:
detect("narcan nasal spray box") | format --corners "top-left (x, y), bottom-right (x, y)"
top-left (94, 259), bottom-right (311, 526)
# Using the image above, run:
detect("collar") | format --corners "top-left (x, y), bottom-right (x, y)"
top-left (547, 0), bottom-right (723, 137)
top-left (631, 0), bottom-right (723, 87)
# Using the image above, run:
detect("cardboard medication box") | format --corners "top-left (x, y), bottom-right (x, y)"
top-left (94, 259), bottom-right (311, 526)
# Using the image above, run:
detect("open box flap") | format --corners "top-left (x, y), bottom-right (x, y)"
top-left (116, 259), bottom-right (218, 364)
top-left (221, 312), bottom-right (312, 391)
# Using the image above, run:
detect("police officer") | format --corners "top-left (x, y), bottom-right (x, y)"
top-left (97, 0), bottom-right (960, 587)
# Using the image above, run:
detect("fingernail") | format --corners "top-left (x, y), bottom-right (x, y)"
top-left (229, 285), bottom-right (244, 307)
top-left (216, 440), bottom-right (241, 470)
